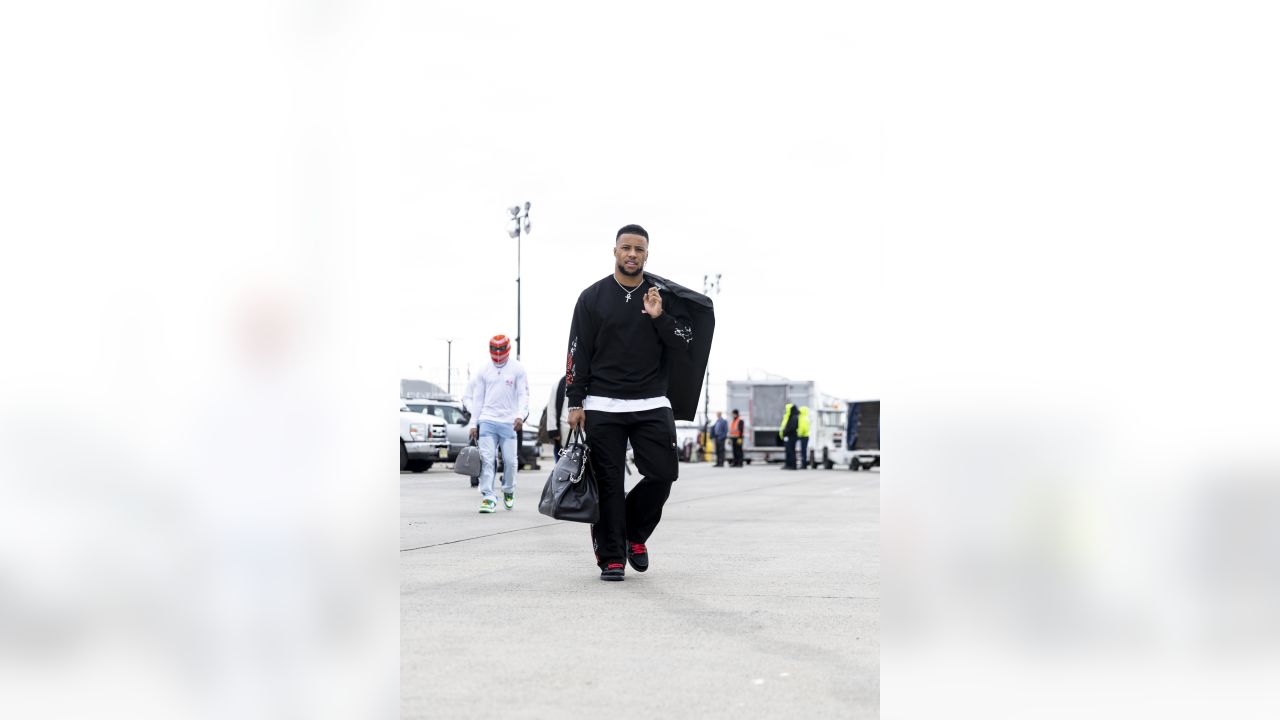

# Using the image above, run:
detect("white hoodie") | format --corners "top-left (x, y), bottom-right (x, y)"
top-left (546, 378), bottom-right (570, 446)
top-left (464, 359), bottom-right (530, 429)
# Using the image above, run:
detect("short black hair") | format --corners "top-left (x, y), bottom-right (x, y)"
top-left (616, 224), bottom-right (649, 242)
top-left (732, 409), bottom-right (740, 415)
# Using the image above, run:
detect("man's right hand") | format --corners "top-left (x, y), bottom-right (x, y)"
top-left (567, 408), bottom-right (585, 432)
top-left (469, 427), bottom-right (478, 441)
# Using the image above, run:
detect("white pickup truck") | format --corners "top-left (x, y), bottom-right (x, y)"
top-left (400, 403), bottom-right (449, 472)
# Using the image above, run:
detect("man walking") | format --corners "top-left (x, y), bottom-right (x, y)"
top-left (566, 224), bottom-right (713, 581)
top-left (780, 402), bottom-right (799, 470)
top-left (729, 409), bottom-right (745, 467)
top-left (711, 411), bottom-right (728, 467)
top-left (465, 334), bottom-right (529, 513)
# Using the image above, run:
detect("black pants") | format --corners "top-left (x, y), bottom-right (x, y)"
top-left (586, 407), bottom-right (678, 567)
top-left (715, 437), bottom-right (726, 466)
top-left (731, 437), bottom-right (743, 466)
top-left (783, 435), bottom-right (797, 468)
top-left (798, 436), bottom-right (809, 468)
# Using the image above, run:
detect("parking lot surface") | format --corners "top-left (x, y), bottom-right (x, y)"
top-left (401, 460), bottom-right (879, 719)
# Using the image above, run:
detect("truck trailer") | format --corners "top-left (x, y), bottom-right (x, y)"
top-left (725, 379), bottom-right (848, 468)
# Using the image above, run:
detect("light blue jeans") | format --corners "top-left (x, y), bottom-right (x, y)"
top-left (478, 420), bottom-right (518, 502)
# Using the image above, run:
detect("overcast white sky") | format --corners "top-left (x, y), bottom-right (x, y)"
top-left (398, 2), bottom-right (884, 415)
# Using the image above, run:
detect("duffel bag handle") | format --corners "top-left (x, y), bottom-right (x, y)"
top-left (562, 426), bottom-right (587, 454)
top-left (564, 427), bottom-right (589, 484)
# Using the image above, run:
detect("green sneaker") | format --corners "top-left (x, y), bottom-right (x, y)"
top-left (479, 498), bottom-right (497, 513)
top-left (503, 492), bottom-right (515, 510)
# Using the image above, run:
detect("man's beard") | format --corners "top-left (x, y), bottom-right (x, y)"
top-left (617, 262), bottom-right (643, 278)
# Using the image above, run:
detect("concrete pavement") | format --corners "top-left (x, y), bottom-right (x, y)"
top-left (401, 460), bottom-right (879, 719)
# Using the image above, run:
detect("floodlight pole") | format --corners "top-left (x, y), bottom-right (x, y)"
top-left (508, 202), bottom-right (532, 360)
top-left (702, 273), bottom-right (721, 461)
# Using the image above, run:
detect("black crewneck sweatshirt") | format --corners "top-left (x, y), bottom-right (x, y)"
top-left (565, 274), bottom-right (694, 406)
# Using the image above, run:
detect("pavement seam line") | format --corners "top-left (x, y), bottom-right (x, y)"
top-left (400, 521), bottom-right (563, 551)
top-left (493, 590), bottom-right (879, 600)
top-left (401, 475), bottom-right (859, 552)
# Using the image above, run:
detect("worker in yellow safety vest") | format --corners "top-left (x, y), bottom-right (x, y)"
top-left (797, 406), bottom-right (811, 470)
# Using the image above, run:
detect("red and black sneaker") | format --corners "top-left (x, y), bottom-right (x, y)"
top-left (600, 562), bottom-right (625, 581)
top-left (627, 542), bottom-right (649, 573)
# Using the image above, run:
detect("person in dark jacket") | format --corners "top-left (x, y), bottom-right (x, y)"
top-left (780, 402), bottom-right (799, 470)
top-left (711, 411), bottom-right (728, 467)
top-left (565, 224), bottom-right (707, 581)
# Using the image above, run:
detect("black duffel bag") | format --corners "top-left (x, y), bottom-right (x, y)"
top-left (538, 428), bottom-right (599, 523)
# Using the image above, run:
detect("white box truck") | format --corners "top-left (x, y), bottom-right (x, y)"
top-left (725, 380), bottom-right (848, 468)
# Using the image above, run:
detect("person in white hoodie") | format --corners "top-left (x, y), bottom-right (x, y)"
top-left (545, 374), bottom-right (570, 457)
top-left (464, 334), bottom-right (529, 513)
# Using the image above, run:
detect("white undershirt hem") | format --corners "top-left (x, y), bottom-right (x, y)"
top-left (582, 395), bottom-right (671, 413)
